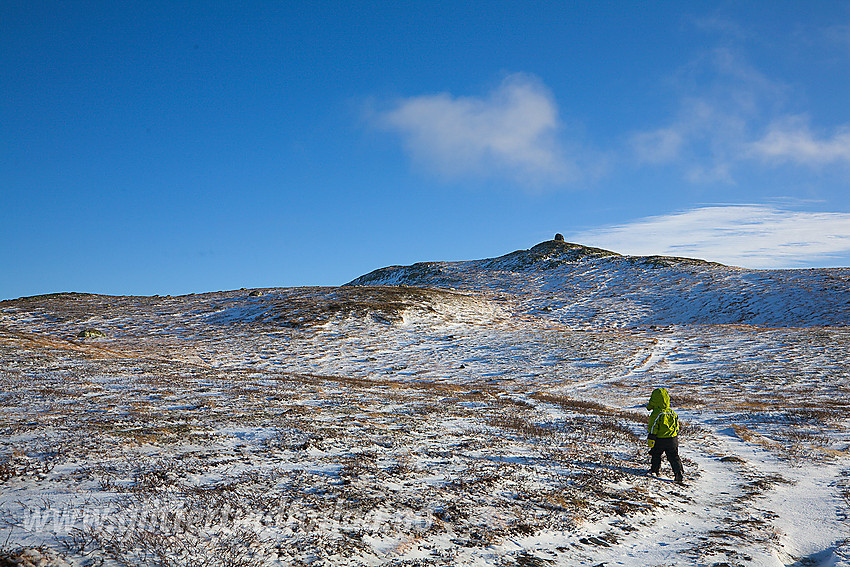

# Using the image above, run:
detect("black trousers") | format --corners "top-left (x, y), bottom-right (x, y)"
top-left (650, 436), bottom-right (683, 477)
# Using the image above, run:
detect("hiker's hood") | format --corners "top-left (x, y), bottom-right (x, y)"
top-left (646, 388), bottom-right (671, 411)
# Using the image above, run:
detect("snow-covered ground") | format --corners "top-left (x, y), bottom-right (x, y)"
top-left (1, 242), bottom-right (848, 566)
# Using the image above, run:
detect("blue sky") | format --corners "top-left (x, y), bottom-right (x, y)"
top-left (3, 1), bottom-right (850, 299)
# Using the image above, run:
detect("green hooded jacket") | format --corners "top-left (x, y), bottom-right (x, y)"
top-left (646, 387), bottom-right (680, 438)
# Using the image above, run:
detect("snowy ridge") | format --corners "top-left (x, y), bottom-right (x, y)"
top-left (348, 240), bottom-right (850, 327)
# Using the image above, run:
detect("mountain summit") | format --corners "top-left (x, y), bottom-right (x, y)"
top-left (348, 238), bottom-right (850, 328)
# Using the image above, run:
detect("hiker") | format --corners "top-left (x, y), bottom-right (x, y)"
top-left (646, 387), bottom-right (684, 484)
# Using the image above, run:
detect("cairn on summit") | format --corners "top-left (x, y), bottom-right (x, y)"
top-left (554, 233), bottom-right (565, 242)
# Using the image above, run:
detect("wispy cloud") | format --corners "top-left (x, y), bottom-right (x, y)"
top-left (628, 48), bottom-right (784, 183)
top-left (570, 205), bottom-right (850, 268)
top-left (629, 24), bottom-right (850, 182)
top-left (373, 74), bottom-right (580, 187)
top-left (750, 115), bottom-right (850, 166)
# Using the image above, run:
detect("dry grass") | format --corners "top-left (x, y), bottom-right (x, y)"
top-left (529, 392), bottom-right (647, 424)
top-left (1, 288), bottom-right (848, 565)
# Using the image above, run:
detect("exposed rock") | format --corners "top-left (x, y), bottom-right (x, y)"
top-left (0, 547), bottom-right (71, 567)
top-left (77, 328), bottom-right (105, 338)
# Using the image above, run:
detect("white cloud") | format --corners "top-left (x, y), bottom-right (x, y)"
top-left (630, 98), bottom-right (748, 183)
top-left (628, 48), bottom-right (784, 184)
top-left (630, 127), bottom-right (684, 165)
top-left (569, 205), bottom-right (850, 268)
top-left (750, 115), bottom-right (850, 166)
top-left (629, 33), bottom-right (850, 181)
top-left (374, 74), bottom-right (578, 186)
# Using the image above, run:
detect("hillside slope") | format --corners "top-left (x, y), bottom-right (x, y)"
top-left (348, 239), bottom-right (850, 327)
top-left (1, 245), bottom-right (850, 566)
